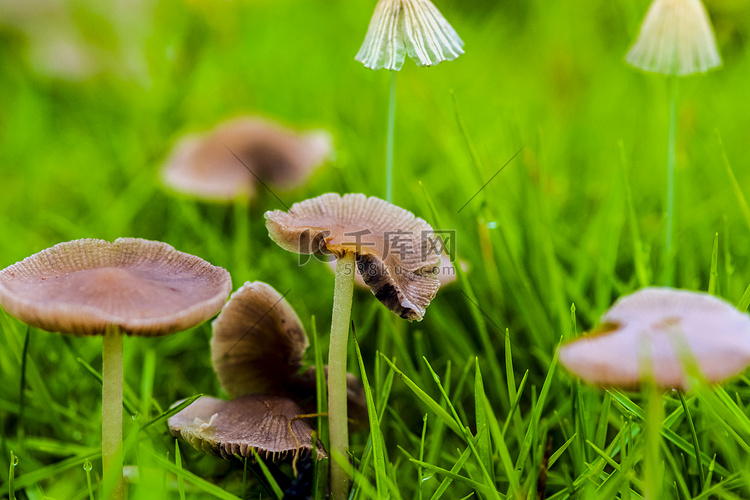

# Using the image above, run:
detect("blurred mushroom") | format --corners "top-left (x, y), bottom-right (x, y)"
top-left (0, 238), bottom-right (232, 499)
top-left (265, 192), bottom-right (440, 495)
top-left (161, 117), bottom-right (332, 201)
top-left (559, 287), bottom-right (750, 390)
top-left (168, 395), bottom-right (325, 461)
top-left (626, 0), bottom-right (721, 76)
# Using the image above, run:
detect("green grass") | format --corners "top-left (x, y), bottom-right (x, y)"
top-left (2, 0), bottom-right (750, 498)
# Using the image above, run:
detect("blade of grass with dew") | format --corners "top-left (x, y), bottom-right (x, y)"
top-left (84, 458), bottom-right (94, 500)
top-left (11, 451), bottom-right (101, 490)
top-left (353, 334), bottom-right (388, 499)
top-left (380, 355), bottom-right (461, 436)
top-left (140, 393), bottom-right (202, 431)
top-left (8, 450), bottom-right (16, 500)
top-left (474, 359), bottom-right (494, 485)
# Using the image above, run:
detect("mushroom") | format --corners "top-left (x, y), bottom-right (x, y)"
top-left (626, 0), bottom-right (721, 76)
top-left (559, 287), bottom-right (750, 390)
top-left (355, 0), bottom-right (464, 71)
top-left (210, 281), bottom-right (367, 424)
top-left (161, 117), bottom-right (332, 201)
top-left (265, 193), bottom-right (440, 497)
top-left (170, 281), bottom-right (367, 475)
top-left (0, 238), bottom-right (232, 499)
top-left (168, 395), bottom-right (326, 461)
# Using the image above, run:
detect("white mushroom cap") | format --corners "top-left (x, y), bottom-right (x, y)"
top-left (559, 287), bottom-right (750, 390)
top-left (211, 281), bottom-right (308, 398)
top-left (265, 193), bottom-right (441, 321)
top-left (0, 238), bottom-right (232, 336)
top-left (355, 0), bottom-right (464, 71)
top-left (626, 0), bottom-right (722, 76)
top-left (161, 117), bottom-right (332, 201)
top-left (168, 395), bottom-right (326, 461)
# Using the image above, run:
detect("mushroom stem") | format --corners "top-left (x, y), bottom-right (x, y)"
top-left (664, 75), bottom-right (678, 285)
top-left (385, 70), bottom-right (397, 203)
top-left (102, 327), bottom-right (124, 500)
top-left (328, 252), bottom-right (355, 499)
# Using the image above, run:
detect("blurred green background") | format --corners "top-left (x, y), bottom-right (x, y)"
top-left (2, 0), bottom-right (750, 498)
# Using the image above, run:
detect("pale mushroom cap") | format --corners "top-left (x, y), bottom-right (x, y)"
top-left (161, 117), bottom-right (332, 201)
top-left (168, 395), bottom-right (326, 461)
top-left (211, 281), bottom-right (308, 398)
top-left (0, 238), bottom-right (232, 336)
top-left (626, 0), bottom-right (721, 76)
top-left (559, 287), bottom-right (750, 390)
top-left (265, 193), bottom-right (441, 321)
top-left (356, 0), bottom-right (464, 71)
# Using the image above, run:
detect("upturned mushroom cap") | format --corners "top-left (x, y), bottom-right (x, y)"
top-left (212, 281), bottom-right (308, 398)
top-left (626, 0), bottom-right (721, 76)
top-left (559, 287), bottom-right (750, 390)
top-left (327, 253), bottom-right (462, 289)
top-left (168, 395), bottom-right (326, 461)
top-left (0, 238), bottom-right (232, 336)
top-left (355, 0), bottom-right (464, 71)
top-left (161, 117), bottom-right (332, 201)
top-left (265, 193), bottom-right (441, 321)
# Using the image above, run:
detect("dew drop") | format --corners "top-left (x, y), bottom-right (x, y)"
top-left (83, 459), bottom-right (92, 472)
top-left (131, 411), bottom-right (141, 421)
top-left (485, 221), bottom-right (498, 229)
top-left (12, 455), bottom-right (19, 466)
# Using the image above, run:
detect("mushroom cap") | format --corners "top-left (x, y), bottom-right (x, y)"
top-left (0, 238), bottom-right (232, 336)
top-left (168, 395), bottom-right (326, 461)
top-left (626, 0), bottom-right (721, 76)
top-left (211, 281), bottom-right (308, 398)
top-left (161, 117), bottom-right (332, 201)
top-left (265, 193), bottom-right (441, 321)
top-left (355, 0), bottom-right (464, 71)
top-left (559, 287), bottom-right (750, 390)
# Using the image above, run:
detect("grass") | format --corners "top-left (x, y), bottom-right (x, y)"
top-left (1, 0), bottom-right (750, 498)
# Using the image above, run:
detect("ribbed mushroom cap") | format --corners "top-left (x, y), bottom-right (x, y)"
top-left (559, 288), bottom-right (750, 390)
top-left (626, 0), bottom-right (721, 76)
top-left (355, 0), bottom-right (464, 71)
top-left (161, 118), bottom-right (332, 201)
top-left (212, 281), bottom-right (308, 398)
top-left (0, 238), bottom-right (232, 336)
top-left (265, 193), bottom-right (441, 321)
top-left (168, 395), bottom-right (326, 461)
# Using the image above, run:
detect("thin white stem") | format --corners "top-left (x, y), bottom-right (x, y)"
top-left (665, 76), bottom-right (678, 285)
top-left (328, 253), bottom-right (356, 499)
top-left (385, 70), bottom-right (397, 203)
top-left (102, 327), bottom-right (124, 500)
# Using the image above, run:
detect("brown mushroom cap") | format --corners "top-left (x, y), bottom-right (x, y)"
top-left (161, 117), bottom-right (332, 201)
top-left (559, 287), bottom-right (750, 389)
top-left (0, 238), bottom-right (232, 336)
top-left (326, 253), bottom-right (463, 289)
top-left (168, 395), bottom-right (326, 461)
top-left (211, 281), bottom-right (308, 398)
top-left (265, 193), bottom-right (441, 321)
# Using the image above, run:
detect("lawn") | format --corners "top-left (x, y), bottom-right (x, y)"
top-left (2, 0), bottom-right (750, 498)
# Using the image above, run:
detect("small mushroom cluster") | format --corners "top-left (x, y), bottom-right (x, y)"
top-left (168, 281), bottom-right (366, 462)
